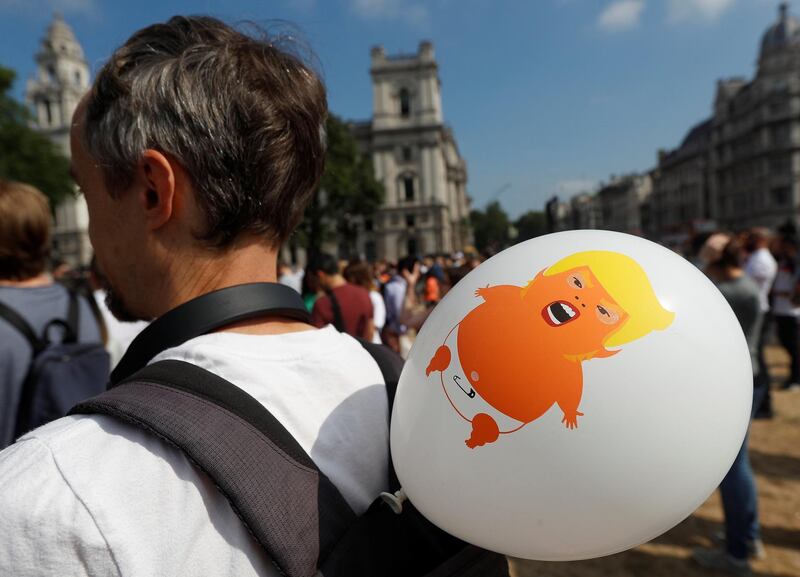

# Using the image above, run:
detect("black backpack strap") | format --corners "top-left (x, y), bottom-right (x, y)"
top-left (65, 289), bottom-right (81, 344)
top-left (327, 291), bottom-right (345, 333)
top-left (112, 283), bottom-right (310, 384)
top-left (0, 300), bottom-right (45, 354)
top-left (70, 359), bottom-right (356, 577)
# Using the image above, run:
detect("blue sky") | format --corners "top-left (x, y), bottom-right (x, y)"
top-left (0, 0), bottom-right (788, 217)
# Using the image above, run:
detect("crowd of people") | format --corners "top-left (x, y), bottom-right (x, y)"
top-left (277, 252), bottom-right (482, 355)
top-left (685, 225), bottom-right (799, 576)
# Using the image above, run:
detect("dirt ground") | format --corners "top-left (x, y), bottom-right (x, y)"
top-left (510, 345), bottom-right (800, 577)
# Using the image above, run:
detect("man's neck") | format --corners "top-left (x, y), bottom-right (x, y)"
top-left (0, 273), bottom-right (53, 288)
top-left (327, 275), bottom-right (346, 290)
top-left (154, 240), bottom-right (315, 336)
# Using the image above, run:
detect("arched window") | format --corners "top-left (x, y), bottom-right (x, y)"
top-left (399, 88), bottom-right (411, 118)
top-left (43, 100), bottom-right (52, 125)
top-left (401, 175), bottom-right (414, 201)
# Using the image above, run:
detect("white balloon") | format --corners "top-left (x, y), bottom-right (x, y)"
top-left (390, 230), bottom-right (752, 561)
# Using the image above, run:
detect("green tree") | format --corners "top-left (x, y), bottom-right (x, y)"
top-left (514, 210), bottom-right (547, 243)
top-left (470, 200), bottom-right (511, 255)
top-left (299, 114), bottom-right (384, 260)
top-left (0, 66), bottom-right (73, 208)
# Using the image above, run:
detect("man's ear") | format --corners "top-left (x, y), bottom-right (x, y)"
top-left (138, 149), bottom-right (179, 231)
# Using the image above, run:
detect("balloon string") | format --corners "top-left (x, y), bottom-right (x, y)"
top-left (499, 422), bottom-right (528, 435)
top-left (440, 372), bottom-right (472, 423)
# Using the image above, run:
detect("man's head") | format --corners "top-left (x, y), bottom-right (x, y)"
top-left (0, 181), bottom-right (52, 282)
top-left (309, 253), bottom-right (341, 291)
top-left (70, 16), bottom-right (327, 320)
top-left (744, 227), bottom-right (771, 252)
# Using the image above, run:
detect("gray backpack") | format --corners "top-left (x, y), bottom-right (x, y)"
top-left (0, 290), bottom-right (109, 439)
top-left (70, 283), bottom-right (509, 577)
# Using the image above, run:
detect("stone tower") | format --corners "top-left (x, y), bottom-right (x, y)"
top-left (25, 13), bottom-right (91, 267)
top-left (353, 41), bottom-right (470, 261)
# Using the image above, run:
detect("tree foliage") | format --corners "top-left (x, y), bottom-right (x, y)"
top-left (0, 66), bottom-right (73, 209)
top-left (470, 200), bottom-right (511, 255)
top-left (514, 210), bottom-right (547, 243)
top-left (298, 114), bottom-right (384, 260)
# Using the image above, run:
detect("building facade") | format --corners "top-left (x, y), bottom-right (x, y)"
top-left (594, 174), bottom-right (652, 235)
top-left (352, 42), bottom-right (471, 262)
top-left (710, 3), bottom-right (800, 233)
top-left (26, 14), bottom-right (91, 267)
top-left (550, 4), bottom-right (800, 243)
top-left (650, 118), bottom-right (712, 246)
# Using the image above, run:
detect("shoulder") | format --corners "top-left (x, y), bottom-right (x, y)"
top-left (0, 414), bottom-right (277, 576)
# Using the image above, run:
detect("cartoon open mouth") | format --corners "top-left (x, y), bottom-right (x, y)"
top-left (542, 301), bottom-right (580, 326)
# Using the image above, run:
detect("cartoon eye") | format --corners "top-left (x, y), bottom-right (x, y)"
top-left (567, 275), bottom-right (583, 289)
top-left (595, 304), bottom-right (620, 325)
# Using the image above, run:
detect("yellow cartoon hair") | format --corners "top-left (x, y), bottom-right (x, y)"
top-left (543, 250), bottom-right (674, 348)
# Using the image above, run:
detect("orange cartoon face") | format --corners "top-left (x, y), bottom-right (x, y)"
top-left (523, 267), bottom-right (630, 356)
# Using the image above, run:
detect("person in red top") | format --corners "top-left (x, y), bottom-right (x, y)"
top-left (310, 254), bottom-right (374, 341)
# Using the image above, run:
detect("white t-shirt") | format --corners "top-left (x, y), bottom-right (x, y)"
top-left (0, 326), bottom-right (389, 577)
top-left (369, 289), bottom-right (386, 344)
top-left (744, 247), bottom-right (778, 312)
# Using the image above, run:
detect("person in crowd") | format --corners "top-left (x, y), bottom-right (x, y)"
top-left (693, 233), bottom-right (764, 576)
top-left (0, 17), bottom-right (391, 576)
top-left (742, 228), bottom-right (778, 418)
top-left (374, 259), bottom-right (391, 286)
top-left (381, 255), bottom-right (418, 353)
top-left (344, 260), bottom-right (385, 344)
top-left (301, 261), bottom-right (324, 312)
top-left (310, 253), bottom-right (374, 341)
top-left (770, 236), bottom-right (800, 390)
top-left (422, 255), bottom-right (443, 308)
top-left (277, 259), bottom-right (303, 294)
top-left (88, 256), bottom-right (148, 368)
top-left (0, 180), bottom-right (104, 450)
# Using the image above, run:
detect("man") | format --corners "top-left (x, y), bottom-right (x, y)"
top-left (0, 17), bottom-right (389, 576)
top-left (310, 253), bottom-right (374, 341)
top-left (381, 255), bottom-right (418, 353)
top-left (743, 228), bottom-right (778, 418)
top-left (693, 233), bottom-right (764, 577)
top-left (0, 180), bottom-right (103, 450)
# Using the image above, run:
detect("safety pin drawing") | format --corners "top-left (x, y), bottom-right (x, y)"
top-left (453, 375), bottom-right (476, 398)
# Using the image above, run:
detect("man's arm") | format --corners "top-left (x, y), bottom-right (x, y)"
top-left (0, 438), bottom-right (119, 577)
top-left (364, 319), bottom-right (375, 343)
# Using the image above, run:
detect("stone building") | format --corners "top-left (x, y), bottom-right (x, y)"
top-left (352, 42), bottom-right (471, 262)
top-left (710, 2), bottom-right (800, 232)
top-left (25, 14), bottom-right (91, 266)
top-left (545, 191), bottom-right (601, 232)
top-left (650, 118), bottom-right (712, 246)
top-left (569, 192), bottom-right (601, 230)
top-left (594, 173), bottom-right (652, 235)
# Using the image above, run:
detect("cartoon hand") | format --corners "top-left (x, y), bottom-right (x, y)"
top-left (561, 410), bottom-right (584, 430)
top-left (474, 285), bottom-right (490, 299)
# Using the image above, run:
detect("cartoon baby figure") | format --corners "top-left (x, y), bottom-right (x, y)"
top-left (425, 250), bottom-right (675, 449)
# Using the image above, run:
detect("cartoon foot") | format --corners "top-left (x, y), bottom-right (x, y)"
top-left (561, 410), bottom-right (584, 430)
top-left (465, 413), bottom-right (500, 448)
top-left (426, 345), bottom-right (451, 376)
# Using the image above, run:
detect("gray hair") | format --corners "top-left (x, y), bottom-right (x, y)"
top-left (84, 15), bottom-right (327, 247)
